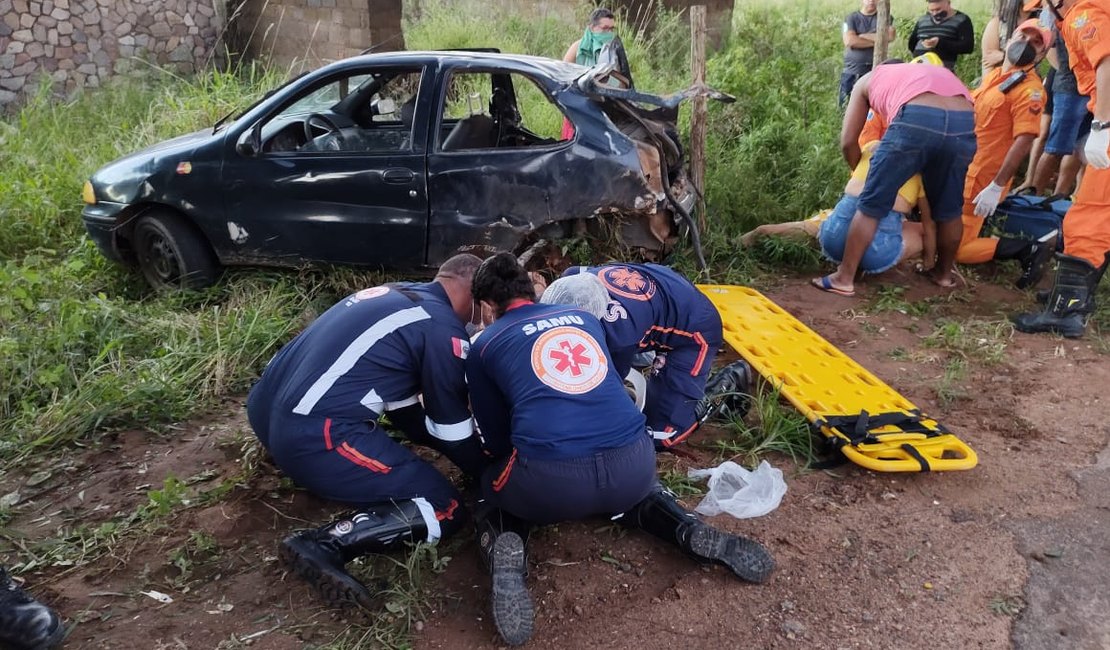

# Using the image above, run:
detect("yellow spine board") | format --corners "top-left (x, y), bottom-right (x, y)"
top-left (697, 285), bottom-right (977, 472)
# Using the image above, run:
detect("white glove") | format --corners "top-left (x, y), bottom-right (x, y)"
top-left (1084, 127), bottom-right (1110, 170)
top-left (973, 182), bottom-right (1005, 217)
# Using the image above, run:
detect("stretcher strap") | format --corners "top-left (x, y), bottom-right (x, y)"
top-left (814, 409), bottom-right (950, 447)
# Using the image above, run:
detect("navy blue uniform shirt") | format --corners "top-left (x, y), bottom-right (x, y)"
top-left (466, 302), bottom-right (646, 461)
top-left (563, 263), bottom-right (717, 379)
top-left (253, 282), bottom-right (473, 441)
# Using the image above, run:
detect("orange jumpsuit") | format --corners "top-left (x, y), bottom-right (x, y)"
top-left (1060, 0), bottom-right (1110, 267)
top-left (859, 109), bottom-right (887, 147)
top-left (956, 66), bottom-right (1045, 263)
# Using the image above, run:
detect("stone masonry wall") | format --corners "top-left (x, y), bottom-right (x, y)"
top-left (0, 0), bottom-right (223, 109)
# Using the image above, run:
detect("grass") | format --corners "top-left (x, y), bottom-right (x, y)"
top-left (923, 318), bottom-right (1013, 364)
top-left (710, 383), bottom-right (816, 468)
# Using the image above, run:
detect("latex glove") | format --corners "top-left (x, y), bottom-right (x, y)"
top-left (973, 182), bottom-right (1005, 217)
top-left (1084, 127), bottom-right (1110, 170)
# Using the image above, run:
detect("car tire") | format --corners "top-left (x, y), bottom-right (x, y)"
top-left (132, 210), bottom-right (220, 291)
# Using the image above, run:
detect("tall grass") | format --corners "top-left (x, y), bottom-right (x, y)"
top-left (0, 0), bottom-right (1009, 463)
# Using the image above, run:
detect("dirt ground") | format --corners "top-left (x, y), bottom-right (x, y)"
top-left (3, 267), bottom-right (1108, 650)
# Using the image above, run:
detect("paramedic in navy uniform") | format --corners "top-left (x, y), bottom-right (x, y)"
top-left (465, 253), bottom-right (774, 647)
top-left (546, 262), bottom-right (750, 450)
top-left (246, 253), bottom-right (487, 609)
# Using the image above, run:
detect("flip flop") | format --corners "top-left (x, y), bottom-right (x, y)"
top-left (811, 275), bottom-right (855, 297)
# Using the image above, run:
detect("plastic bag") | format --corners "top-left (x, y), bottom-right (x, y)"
top-left (687, 460), bottom-right (786, 519)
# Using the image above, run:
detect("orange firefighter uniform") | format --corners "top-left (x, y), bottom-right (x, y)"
top-left (1060, 0), bottom-right (1110, 267)
top-left (956, 66), bottom-right (1046, 264)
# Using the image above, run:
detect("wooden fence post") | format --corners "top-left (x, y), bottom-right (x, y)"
top-left (690, 5), bottom-right (708, 234)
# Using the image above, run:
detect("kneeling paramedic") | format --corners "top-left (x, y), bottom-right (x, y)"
top-left (246, 254), bottom-right (487, 608)
top-left (544, 262), bottom-right (750, 451)
top-left (465, 253), bottom-right (774, 647)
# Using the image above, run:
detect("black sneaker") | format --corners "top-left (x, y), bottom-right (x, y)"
top-left (278, 532), bottom-right (374, 609)
top-left (0, 569), bottom-right (64, 650)
top-left (490, 532), bottom-right (533, 646)
top-left (684, 523), bottom-right (775, 584)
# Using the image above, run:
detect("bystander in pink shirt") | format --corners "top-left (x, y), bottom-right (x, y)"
top-left (868, 64), bottom-right (972, 121)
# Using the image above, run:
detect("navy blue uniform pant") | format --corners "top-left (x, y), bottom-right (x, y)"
top-left (247, 391), bottom-right (464, 535)
top-left (481, 433), bottom-right (655, 525)
top-left (645, 301), bottom-right (723, 448)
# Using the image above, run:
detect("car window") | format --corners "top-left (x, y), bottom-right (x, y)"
top-left (258, 68), bottom-right (424, 155)
top-left (437, 71), bottom-right (566, 152)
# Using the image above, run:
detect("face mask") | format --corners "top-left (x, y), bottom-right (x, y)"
top-left (464, 301), bottom-right (480, 337)
top-left (1007, 41), bottom-right (1037, 66)
top-left (930, 10), bottom-right (948, 22)
top-left (591, 30), bottom-right (616, 44)
top-left (1039, 8), bottom-right (1055, 28)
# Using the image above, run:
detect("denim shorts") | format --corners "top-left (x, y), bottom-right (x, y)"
top-left (858, 104), bottom-right (977, 222)
top-left (1045, 91), bottom-right (1092, 155)
top-left (817, 193), bottom-right (904, 274)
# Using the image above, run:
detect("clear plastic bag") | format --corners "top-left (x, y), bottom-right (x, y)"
top-left (687, 460), bottom-right (786, 519)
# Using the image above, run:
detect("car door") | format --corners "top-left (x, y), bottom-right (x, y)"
top-left (425, 66), bottom-right (577, 265)
top-left (221, 65), bottom-right (431, 269)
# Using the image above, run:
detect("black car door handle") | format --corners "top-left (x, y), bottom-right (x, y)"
top-left (382, 168), bottom-right (415, 184)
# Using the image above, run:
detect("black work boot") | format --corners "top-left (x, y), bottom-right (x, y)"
top-left (615, 486), bottom-right (774, 584)
top-left (1036, 252), bottom-right (1108, 304)
top-left (279, 500), bottom-right (430, 609)
top-left (0, 568), bottom-right (64, 650)
top-left (994, 230), bottom-right (1057, 290)
top-left (475, 508), bottom-right (533, 647)
top-left (694, 360), bottom-right (754, 423)
top-left (1012, 254), bottom-right (1100, 338)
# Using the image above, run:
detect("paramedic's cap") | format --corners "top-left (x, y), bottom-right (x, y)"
top-left (1016, 18), bottom-right (1053, 51)
top-left (1022, 0), bottom-right (1041, 12)
top-left (540, 273), bottom-right (610, 319)
top-left (910, 52), bottom-right (944, 66)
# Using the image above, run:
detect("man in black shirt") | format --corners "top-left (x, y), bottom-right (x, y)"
top-left (840, 0), bottom-right (896, 106)
top-left (908, 0), bottom-right (975, 70)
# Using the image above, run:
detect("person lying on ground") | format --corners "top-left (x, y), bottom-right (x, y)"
top-left (813, 58), bottom-right (976, 296)
top-left (742, 140), bottom-right (933, 285)
top-left (0, 566), bottom-right (64, 650)
top-left (246, 254), bottom-right (489, 609)
top-left (955, 19), bottom-right (1058, 289)
top-left (465, 253), bottom-right (773, 647)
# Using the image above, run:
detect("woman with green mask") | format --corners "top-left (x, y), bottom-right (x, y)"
top-left (562, 7), bottom-right (617, 66)
top-left (560, 8), bottom-right (618, 140)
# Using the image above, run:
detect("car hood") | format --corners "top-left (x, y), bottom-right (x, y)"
top-left (109, 129), bottom-right (213, 167)
top-left (88, 128), bottom-right (213, 202)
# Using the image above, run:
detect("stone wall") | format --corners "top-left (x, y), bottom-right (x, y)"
top-left (0, 0), bottom-right (224, 109)
top-left (227, 0), bottom-right (404, 75)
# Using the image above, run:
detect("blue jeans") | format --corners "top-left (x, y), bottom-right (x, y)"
top-left (839, 71), bottom-right (865, 107)
top-left (858, 104), bottom-right (977, 222)
top-left (1045, 91), bottom-right (1092, 155)
top-left (818, 194), bottom-right (904, 274)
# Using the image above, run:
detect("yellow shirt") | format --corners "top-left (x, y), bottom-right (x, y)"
top-left (849, 145), bottom-right (926, 206)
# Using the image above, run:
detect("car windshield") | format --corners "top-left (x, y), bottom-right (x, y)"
top-left (213, 71), bottom-right (314, 133)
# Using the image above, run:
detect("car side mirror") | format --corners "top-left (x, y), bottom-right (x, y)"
top-left (376, 97), bottom-right (396, 116)
top-left (236, 123), bottom-right (262, 157)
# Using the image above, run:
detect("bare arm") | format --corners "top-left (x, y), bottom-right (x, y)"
top-left (841, 74), bottom-right (871, 169)
top-left (993, 134), bottom-right (1036, 185)
top-left (1096, 56), bottom-right (1110, 122)
top-left (917, 195), bottom-right (936, 269)
top-left (981, 17), bottom-right (1004, 69)
top-left (562, 40), bottom-right (580, 63)
top-left (844, 30), bottom-right (876, 48)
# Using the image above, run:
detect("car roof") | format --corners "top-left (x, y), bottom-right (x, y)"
top-left (325, 50), bottom-right (587, 84)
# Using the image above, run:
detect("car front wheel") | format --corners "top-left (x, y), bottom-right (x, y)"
top-left (132, 210), bottom-right (220, 291)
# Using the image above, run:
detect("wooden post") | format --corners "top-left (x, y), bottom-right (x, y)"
top-left (690, 5), bottom-right (708, 234)
top-left (872, 0), bottom-right (891, 67)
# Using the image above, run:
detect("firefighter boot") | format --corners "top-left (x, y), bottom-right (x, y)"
top-left (1012, 254), bottom-right (1099, 338)
top-left (1036, 252), bottom-right (1109, 304)
top-left (616, 487), bottom-right (774, 584)
top-left (694, 360), bottom-right (754, 423)
top-left (475, 508), bottom-right (533, 647)
top-left (993, 230), bottom-right (1057, 290)
top-left (0, 567), bottom-right (64, 650)
top-left (279, 500), bottom-right (430, 609)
